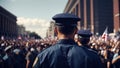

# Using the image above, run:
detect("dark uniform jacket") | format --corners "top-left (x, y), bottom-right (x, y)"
top-left (33, 39), bottom-right (103, 68)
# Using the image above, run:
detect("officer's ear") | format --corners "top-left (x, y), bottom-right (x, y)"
top-left (54, 27), bottom-right (58, 35)
top-left (74, 27), bottom-right (78, 34)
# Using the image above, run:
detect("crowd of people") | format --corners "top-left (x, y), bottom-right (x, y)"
top-left (0, 34), bottom-right (120, 68)
top-left (0, 38), bottom-right (56, 68)
top-left (89, 36), bottom-right (120, 68)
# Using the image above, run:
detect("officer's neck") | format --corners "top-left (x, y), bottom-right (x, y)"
top-left (57, 34), bottom-right (74, 40)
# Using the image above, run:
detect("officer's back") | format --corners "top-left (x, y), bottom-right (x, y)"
top-left (33, 13), bottom-right (103, 68)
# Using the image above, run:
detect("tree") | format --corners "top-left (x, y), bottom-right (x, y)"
top-left (29, 32), bottom-right (41, 39)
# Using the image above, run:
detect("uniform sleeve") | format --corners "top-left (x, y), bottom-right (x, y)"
top-left (32, 50), bottom-right (50, 68)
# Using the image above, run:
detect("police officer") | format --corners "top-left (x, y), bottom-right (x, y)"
top-left (77, 29), bottom-right (104, 67)
top-left (33, 13), bottom-right (103, 68)
top-left (77, 29), bottom-right (92, 47)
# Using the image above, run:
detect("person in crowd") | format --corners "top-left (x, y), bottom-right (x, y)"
top-left (112, 41), bottom-right (120, 68)
top-left (12, 48), bottom-right (23, 68)
top-left (26, 47), bottom-right (38, 68)
top-left (0, 48), bottom-right (4, 68)
top-left (3, 45), bottom-right (14, 68)
top-left (33, 13), bottom-right (103, 68)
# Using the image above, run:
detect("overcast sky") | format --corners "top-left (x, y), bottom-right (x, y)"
top-left (0, 0), bottom-right (68, 38)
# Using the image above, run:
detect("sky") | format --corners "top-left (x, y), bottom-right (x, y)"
top-left (0, 0), bottom-right (68, 38)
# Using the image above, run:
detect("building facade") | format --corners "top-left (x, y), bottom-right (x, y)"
top-left (0, 6), bottom-right (18, 38)
top-left (46, 21), bottom-right (55, 38)
top-left (64, 0), bottom-right (115, 35)
top-left (17, 25), bottom-right (26, 36)
top-left (113, 0), bottom-right (120, 33)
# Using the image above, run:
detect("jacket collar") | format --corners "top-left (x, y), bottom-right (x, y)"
top-left (56, 39), bottom-right (77, 45)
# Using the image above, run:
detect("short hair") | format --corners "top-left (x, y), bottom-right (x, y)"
top-left (56, 25), bottom-right (77, 35)
top-left (78, 37), bottom-right (90, 44)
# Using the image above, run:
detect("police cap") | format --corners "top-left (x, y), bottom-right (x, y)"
top-left (4, 45), bottom-right (12, 52)
top-left (52, 13), bottom-right (81, 26)
top-left (77, 29), bottom-right (92, 37)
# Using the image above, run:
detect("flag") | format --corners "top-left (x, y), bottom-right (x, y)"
top-left (1, 36), bottom-right (4, 40)
top-left (102, 27), bottom-right (109, 41)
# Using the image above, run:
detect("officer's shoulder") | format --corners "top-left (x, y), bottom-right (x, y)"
top-left (88, 48), bottom-right (98, 54)
top-left (79, 46), bottom-right (98, 55)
